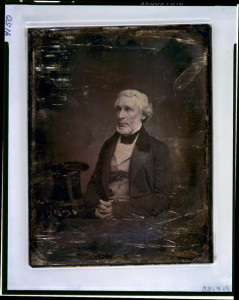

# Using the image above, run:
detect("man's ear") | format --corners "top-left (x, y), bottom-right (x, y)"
top-left (141, 114), bottom-right (146, 121)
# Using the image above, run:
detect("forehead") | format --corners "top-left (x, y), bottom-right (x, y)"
top-left (116, 96), bottom-right (140, 108)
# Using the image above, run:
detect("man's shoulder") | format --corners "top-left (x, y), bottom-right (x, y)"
top-left (148, 134), bottom-right (169, 148)
top-left (139, 127), bottom-right (169, 152)
top-left (101, 132), bottom-right (119, 149)
top-left (148, 135), bottom-right (170, 155)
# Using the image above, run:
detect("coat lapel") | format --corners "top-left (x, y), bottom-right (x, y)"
top-left (101, 133), bottom-right (119, 196)
top-left (129, 126), bottom-right (151, 181)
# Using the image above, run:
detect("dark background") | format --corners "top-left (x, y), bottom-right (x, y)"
top-left (28, 25), bottom-right (212, 264)
top-left (29, 25), bottom-right (211, 194)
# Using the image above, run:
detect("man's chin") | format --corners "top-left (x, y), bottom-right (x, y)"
top-left (117, 126), bottom-right (131, 136)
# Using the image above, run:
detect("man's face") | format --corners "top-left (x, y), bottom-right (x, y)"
top-left (115, 96), bottom-right (145, 135)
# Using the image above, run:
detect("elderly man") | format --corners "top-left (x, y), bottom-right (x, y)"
top-left (84, 89), bottom-right (172, 219)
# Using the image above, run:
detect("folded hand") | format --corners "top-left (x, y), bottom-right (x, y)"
top-left (94, 199), bottom-right (114, 219)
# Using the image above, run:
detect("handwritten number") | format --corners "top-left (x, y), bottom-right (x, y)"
top-left (6, 15), bottom-right (12, 21)
top-left (202, 286), bottom-right (230, 292)
top-left (5, 15), bottom-right (12, 36)
top-left (6, 20), bottom-right (12, 27)
top-left (5, 28), bottom-right (11, 36)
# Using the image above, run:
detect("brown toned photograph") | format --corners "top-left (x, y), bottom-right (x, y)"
top-left (28, 25), bottom-right (212, 267)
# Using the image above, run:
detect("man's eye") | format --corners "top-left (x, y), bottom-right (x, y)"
top-left (125, 107), bottom-right (132, 111)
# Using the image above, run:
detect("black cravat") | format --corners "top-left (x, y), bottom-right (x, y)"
top-left (120, 130), bottom-right (140, 144)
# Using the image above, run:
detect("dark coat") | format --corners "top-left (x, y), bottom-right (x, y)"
top-left (84, 126), bottom-right (173, 218)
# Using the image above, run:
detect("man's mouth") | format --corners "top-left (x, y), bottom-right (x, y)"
top-left (118, 123), bottom-right (128, 127)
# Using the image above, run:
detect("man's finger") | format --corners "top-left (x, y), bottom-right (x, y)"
top-left (99, 199), bottom-right (111, 207)
top-left (95, 208), bottom-right (103, 218)
top-left (101, 212), bottom-right (113, 219)
top-left (98, 203), bottom-right (108, 210)
top-left (98, 207), bottom-right (111, 214)
top-left (95, 208), bottom-right (113, 219)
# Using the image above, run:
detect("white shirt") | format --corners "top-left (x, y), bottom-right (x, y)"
top-left (108, 129), bottom-right (140, 202)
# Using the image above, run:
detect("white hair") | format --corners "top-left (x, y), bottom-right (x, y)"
top-left (115, 89), bottom-right (153, 122)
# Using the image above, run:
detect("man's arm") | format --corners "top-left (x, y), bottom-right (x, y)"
top-left (83, 144), bottom-right (106, 218)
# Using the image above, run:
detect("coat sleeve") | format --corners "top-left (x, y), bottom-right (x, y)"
top-left (112, 142), bottom-right (173, 218)
top-left (83, 143), bottom-right (107, 218)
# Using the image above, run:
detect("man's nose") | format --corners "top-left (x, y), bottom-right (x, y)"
top-left (118, 109), bottom-right (125, 119)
